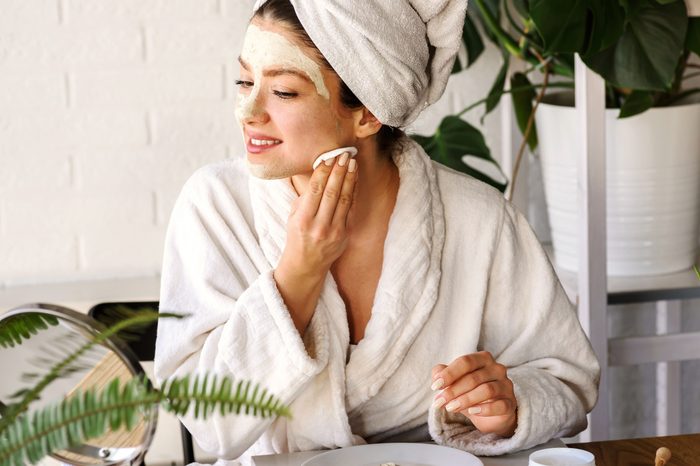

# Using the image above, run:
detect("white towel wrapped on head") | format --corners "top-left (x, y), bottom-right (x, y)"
top-left (252, 0), bottom-right (468, 127)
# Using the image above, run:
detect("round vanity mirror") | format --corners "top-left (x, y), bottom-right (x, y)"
top-left (0, 303), bottom-right (157, 466)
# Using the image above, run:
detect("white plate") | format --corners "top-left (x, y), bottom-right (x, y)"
top-left (301, 443), bottom-right (483, 466)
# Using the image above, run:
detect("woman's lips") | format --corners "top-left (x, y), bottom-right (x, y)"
top-left (246, 134), bottom-right (283, 154)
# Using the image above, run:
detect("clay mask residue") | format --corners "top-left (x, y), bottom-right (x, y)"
top-left (236, 23), bottom-right (330, 122)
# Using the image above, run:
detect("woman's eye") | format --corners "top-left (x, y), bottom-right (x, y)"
top-left (273, 90), bottom-right (298, 99)
top-left (234, 80), bottom-right (253, 88)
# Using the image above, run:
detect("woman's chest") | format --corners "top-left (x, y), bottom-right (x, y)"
top-left (332, 246), bottom-right (384, 342)
top-left (333, 252), bottom-right (383, 299)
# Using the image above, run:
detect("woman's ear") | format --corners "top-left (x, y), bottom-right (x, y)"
top-left (353, 107), bottom-right (382, 139)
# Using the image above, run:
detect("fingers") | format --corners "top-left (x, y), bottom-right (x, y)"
top-left (431, 364), bottom-right (447, 383)
top-left (296, 158), bottom-right (334, 219)
top-left (435, 366), bottom-right (499, 402)
top-left (331, 158), bottom-right (358, 228)
top-left (431, 352), bottom-right (492, 389)
top-left (467, 398), bottom-right (514, 417)
top-left (435, 380), bottom-right (513, 415)
top-left (315, 152), bottom-right (353, 225)
top-left (431, 352), bottom-right (515, 419)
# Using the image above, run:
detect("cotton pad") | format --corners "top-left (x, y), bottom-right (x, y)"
top-left (312, 147), bottom-right (358, 170)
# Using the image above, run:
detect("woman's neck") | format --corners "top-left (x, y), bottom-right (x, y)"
top-left (291, 143), bottom-right (399, 230)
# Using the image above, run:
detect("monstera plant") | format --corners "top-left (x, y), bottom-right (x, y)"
top-left (412, 0), bottom-right (700, 193)
top-left (0, 308), bottom-right (289, 466)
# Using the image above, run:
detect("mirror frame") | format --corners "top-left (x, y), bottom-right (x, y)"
top-left (1, 302), bottom-right (158, 466)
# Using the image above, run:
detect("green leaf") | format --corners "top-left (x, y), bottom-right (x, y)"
top-left (483, 54), bottom-right (510, 121)
top-left (530, 0), bottom-right (625, 55)
top-left (510, 72), bottom-right (538, 150)
top-left (688, 18), bottom-right (700, 56)
top-left (473, 0), bottom-right (500, 44)
top-left (0, 314), bottom-right (59, 349)
top-left (453, 15), bottom-right (486, 73)
top-left (555, 53), bottom-right (577, 76)
top-left (583, 0), bottom-right (687, 91)
top-left (411, 116), bottom-right (507, 192)
top-left (0, 375), bottom-right (289, 466)
top-left (619, 90), bottom-right (655, 118)
top-left (586, 0), bottom-right (626, 54)
top-left (87, 303), bottom-right (172, 344)
top-left (529, 0), bottom-right (588, 53)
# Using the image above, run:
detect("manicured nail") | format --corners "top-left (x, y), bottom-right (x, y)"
top-left (348, 159), bottom-right (357, 172)
top-left (430, 378), bottom-right (444, 391)
top-left (432, 397), bottom-right (446, 409)
top-left (468, 406), bottom-right (482, 415)
top-left (445, 400), bottom-right (460, 412)
top-left (338, 152), bottom-right (349, 166)
top-left (324, 157), bottom-right (334, 166)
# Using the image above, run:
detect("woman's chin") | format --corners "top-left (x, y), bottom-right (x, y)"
top-left (245, 158), bottom-right (306, 180)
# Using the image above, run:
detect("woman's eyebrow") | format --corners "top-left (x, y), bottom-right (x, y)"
top-left (263, 68), bottom-right (311, 82)
top-left (238, 56), bottom-right (311, 83)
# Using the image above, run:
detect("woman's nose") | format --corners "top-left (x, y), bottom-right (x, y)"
top-left (237, 89), bottom-right (269, 124)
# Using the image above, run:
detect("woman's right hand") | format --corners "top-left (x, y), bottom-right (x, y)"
top-left (283, 151), bottom-right (358, 275)
top-left (273, 152), bottom-right (358, 334)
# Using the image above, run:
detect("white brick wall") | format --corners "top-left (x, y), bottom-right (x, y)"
top-left (0, 0), bottom-right (249, 285)
top-left (0, 0), bottom-right (503, 288)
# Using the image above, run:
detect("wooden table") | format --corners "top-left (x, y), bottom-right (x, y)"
top-left (571, 434), bottom-right (700, 466)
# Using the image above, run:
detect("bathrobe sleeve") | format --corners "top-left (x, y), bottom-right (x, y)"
top-left (153, 168), bottom-right (328, 460)
top-left (429, 201), bottom-right (601, 455)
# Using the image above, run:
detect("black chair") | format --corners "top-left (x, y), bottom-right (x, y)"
top-left (88, 301), bottom-right (196, 466)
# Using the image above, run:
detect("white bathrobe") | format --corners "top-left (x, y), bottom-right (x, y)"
top-left (154, 140), bottom-right (600, 464)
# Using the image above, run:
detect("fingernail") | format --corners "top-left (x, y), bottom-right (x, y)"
top-left (468, 406), bottom-right (482, 415)
top-left (430, 378), bottom-right (444, 391)
top-left (338, 152), bottom-right (349, 166)
top-left (432, 397), bottom-right (446, 409)
top-left (348, 159), bottom-right (357, 173)
top-left (445, 400), bottom-right (460, 412)
top-left (324, 157), bottom-right (334, 166)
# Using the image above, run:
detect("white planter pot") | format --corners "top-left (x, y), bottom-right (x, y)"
top-left (536, 94), bottom-right (700, 276)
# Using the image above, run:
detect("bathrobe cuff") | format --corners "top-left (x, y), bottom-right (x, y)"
top-left (219, 269), bottom-right (329, 385)
top-left (428, 365), bottom-right (587, 455)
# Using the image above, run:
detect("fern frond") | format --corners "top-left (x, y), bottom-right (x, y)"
top-left (0, 376), bottom-right (154, 466)
top-left (160, 374), bottom-right (291, 420)
top-left (89, 304), bottom-right (187, 344)
top-left (0, 310), bottom-right (174, 433)
top-left (21, 335), bottom-right (104, 385)
top-left (0, 314), bottom-right (59, 349)
top-left (0, 375), bottom-right (289, 466)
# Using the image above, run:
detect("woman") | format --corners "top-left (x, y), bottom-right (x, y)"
top-left (154, 0), bottom-right (600, 463)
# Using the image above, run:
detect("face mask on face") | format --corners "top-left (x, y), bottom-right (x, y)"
top-left (235, 23), bottom-right (330, 123)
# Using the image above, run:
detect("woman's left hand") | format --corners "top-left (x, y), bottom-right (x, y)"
top-left (431, 351), bottom-right (518, 437)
